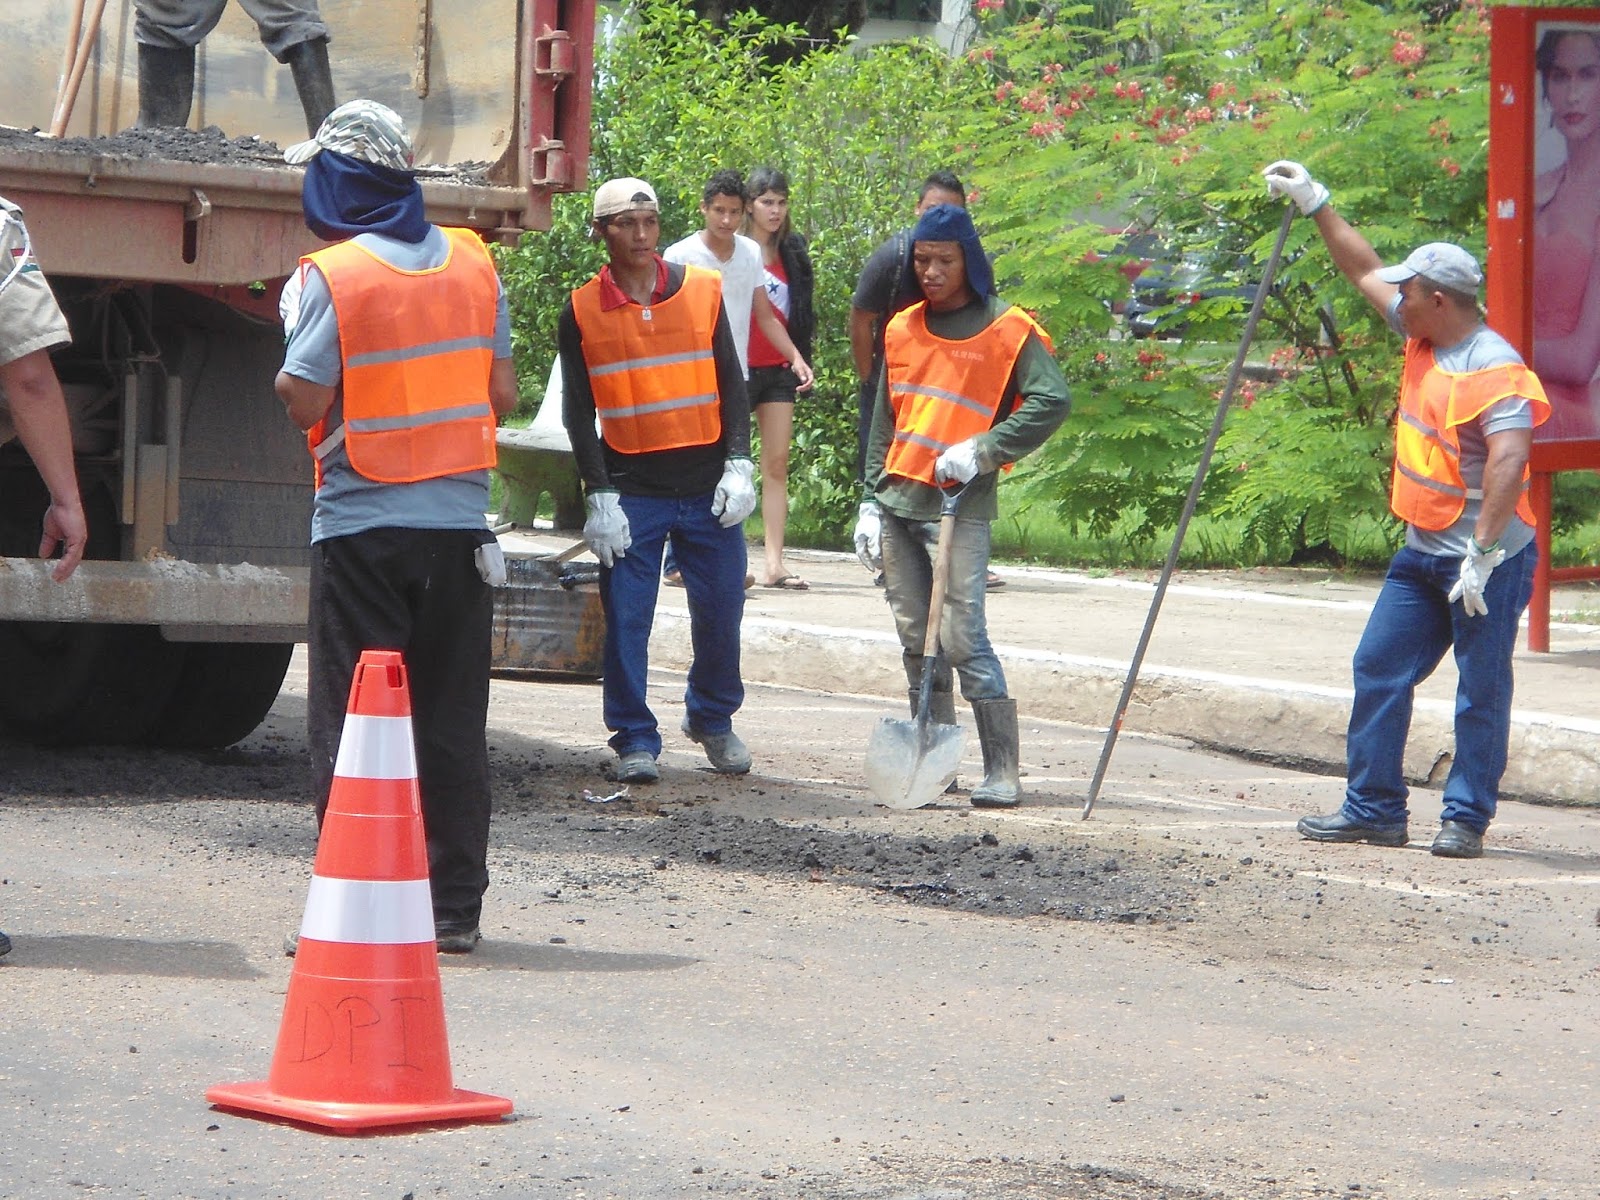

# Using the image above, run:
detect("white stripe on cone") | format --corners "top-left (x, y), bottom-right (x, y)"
top-left (333, 713), bottom-right (418, 780)
top-left (299, 877), bottom-right (435, 944)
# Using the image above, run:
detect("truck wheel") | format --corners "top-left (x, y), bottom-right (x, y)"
top-left (149, 642), bottom-right (295, 749)
top-left (0, 621), bottom-right (186, 745)
top-left (0, 477), bottom-right (186, 745)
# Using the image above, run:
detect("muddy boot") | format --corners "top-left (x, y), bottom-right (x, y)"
top-left (905, 688), bottom-right (957, 727)
top-left (285, 38), bottom-right (337, 136)
top-left (970, 697), bottom-right (1021, 808)
top-left (907, 688), bottom-right (961, 792)
top-left (137, 43), bottom-right (195, 128)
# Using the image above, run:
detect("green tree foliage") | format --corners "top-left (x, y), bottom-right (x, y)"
top-left (502, 0), bottom-right (1539, 565)
top-left (498, 0), bottom-right (985, 540)
top-left (957, 0), bottom-right (1504, 563)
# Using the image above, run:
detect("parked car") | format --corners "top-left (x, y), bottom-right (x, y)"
top-left (1125, 249), bottom-right (1261, 339)
top-left (1085, 229), bottom-right (1168, 314)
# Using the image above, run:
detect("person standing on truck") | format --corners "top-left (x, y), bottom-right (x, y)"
top-left (1265, 159), bottom-right (1549, 860)
top-left (1, 194), bottom-right (90, 960)
top-left (852, 204), bottom-right (1071, 808)
top-left (275, 100), bottom-right (518, 954)
top-left (558, 177), bottom-right (758, 785)
top-left (134, 0), bottom-right (336, 136)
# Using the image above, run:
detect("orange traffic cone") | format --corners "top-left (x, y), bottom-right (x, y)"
top-left (207, 650), bottom-right (511, 1131)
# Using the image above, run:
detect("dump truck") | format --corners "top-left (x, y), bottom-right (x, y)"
top-left (0, 0), bottom-right (594, 747)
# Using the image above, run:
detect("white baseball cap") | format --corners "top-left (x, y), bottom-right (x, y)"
top-left (592, 178), bottom-right (658, 221)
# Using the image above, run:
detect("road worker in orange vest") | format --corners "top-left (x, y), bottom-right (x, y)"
top-left (276, 100), bottom-right (519, 954)
top-left (558, 178), bottom-right (757, 786)
top-left (1265, 160), bottom-right (1551, 860)
top-left (853, 204), bottom-right (1071, 808)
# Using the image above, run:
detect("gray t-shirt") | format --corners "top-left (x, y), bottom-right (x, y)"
top-left (1383, 296), bottom-right (1535, 559)
top-left (280, 226), bottom-right (512, 544)
top-left (663, 232), bottom-right (763, 378)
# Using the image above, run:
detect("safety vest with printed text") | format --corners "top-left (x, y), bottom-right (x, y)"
top-left (1390, 339), bottom-right (1549, 531)
top-left (304, 227), bottom-right (499, 487)
top-left (570, 265), bottom-right (724, 454)
top-left (882, 302), bottom-right (1049, 485)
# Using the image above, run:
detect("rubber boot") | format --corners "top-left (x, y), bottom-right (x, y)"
top-left (970, 697), bottom-right (1021, 808)
top-left (284, 38), bottom-right (337, 136)
top-left (137, 43), bottom-right (195, 128)
top-left (906, 688), bottom-right (957, 727)
top-left (908, 688), bottom-right (960, 792)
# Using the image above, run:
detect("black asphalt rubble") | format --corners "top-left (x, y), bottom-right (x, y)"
top-left (503, 532), bottom-right (1600, 809)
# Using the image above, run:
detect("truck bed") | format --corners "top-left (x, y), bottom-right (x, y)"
top-left (0, 124), bottom-right (530, 287)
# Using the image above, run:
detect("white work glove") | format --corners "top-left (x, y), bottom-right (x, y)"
top-left (583, 490), bottom-right (631, 568)
top-left (1448, 537), bottom-right (1506, 618)
top-left (853, 500), bottom-right (882, 572)
top-left (1263, 160), bottom-right (1330, 216)
top-left (711, 457), bottom-right (757, 527)
top-left (934, 437), bottom-right (986, 484)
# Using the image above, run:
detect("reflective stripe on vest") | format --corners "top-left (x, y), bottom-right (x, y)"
top-left (881, 303), bottom-right (1047, 485)
top-left (303, 227), bottom-right (500, 485)
top-left (1389, 340), bottom-right (1550, 531)
top-left (570, 266), bottom-right (724, 454)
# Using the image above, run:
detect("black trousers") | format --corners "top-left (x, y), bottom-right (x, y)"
top-left (307, 527), bottom-right (493, 930)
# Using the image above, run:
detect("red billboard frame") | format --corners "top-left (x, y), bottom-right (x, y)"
top-left (1489, 6), bottom-right (1600, 651)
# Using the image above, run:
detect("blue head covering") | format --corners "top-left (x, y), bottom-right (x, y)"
top-left (301, 150), bottom-right (430, 244)
top-left (897, 203), bottom-right (995, 305)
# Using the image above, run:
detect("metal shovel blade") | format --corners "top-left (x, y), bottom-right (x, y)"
top-left (865, 714), bottom-right (967, 810)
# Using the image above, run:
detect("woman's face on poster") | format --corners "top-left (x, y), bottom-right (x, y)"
top-left (1545, 33), bottom-right (1600, 143)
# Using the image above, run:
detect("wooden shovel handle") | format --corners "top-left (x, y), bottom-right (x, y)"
top-left (918, 485), bottom-right (964, 662)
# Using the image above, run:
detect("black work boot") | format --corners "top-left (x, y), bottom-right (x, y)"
top-left (970, 697), bottom-right (1021, 808)
top-left (284, 38), bottom-right (337, 136)
top-left (906, 688), bottom-right (958, 727)
top-left (908, 686), bottom-right (961, 792)
top-left (137, 43), bottom-right (196, 128)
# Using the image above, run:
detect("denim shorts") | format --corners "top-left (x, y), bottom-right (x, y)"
top-left (748, 363), bottom-right (797, 407)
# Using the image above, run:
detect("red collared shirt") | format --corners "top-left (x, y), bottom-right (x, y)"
top-left (596, 256), bottom-right (671, 312)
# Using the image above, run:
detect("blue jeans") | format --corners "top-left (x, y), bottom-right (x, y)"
top-left (881, 510), bottom-right (1006, 701)
top-left (1343, 543), bottom-right (1536, 834)
top-left (600, 492), bottom-right (746, 755)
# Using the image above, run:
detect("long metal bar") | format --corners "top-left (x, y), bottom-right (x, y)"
top-left (1082, 203), bottom-right (1297, 820)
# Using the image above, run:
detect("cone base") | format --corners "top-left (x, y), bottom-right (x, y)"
top-left (206, 1080), bottom-right (512, 1132)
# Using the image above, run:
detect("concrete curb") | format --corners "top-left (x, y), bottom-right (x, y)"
top-left (651, 611), bottom-right (1600, 808)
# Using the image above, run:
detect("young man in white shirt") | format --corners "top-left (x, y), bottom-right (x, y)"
top-left (660, 171), bottom-right (813, 586)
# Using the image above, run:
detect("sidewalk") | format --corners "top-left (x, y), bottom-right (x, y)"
top-left (502, 532), bottom-right (1600, 806)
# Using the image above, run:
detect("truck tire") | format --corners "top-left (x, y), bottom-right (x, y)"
top-left (149, 642), bottom-right (295, 749)
top-left (0, 622), bottom-right (186, 745)
top-left (0, 476), bottom-right (187, 745)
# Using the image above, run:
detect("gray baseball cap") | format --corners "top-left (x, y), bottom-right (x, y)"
top-left (284, 99), bottom-right (415, 171)
top-left (1375, 242), bottom-right (1483, 293)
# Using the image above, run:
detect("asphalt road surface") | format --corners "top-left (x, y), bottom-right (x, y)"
top-left (1, 651), bottom-right (1596, 1200)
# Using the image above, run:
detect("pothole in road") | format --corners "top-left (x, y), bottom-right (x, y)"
top-left (548, 809), bottom-right (1197, 925)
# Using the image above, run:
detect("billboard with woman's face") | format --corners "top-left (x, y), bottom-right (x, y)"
top-left (1532, 23), bottom-right (1600, 440)
top-left (1491, 8), bottom-right (1600, 450)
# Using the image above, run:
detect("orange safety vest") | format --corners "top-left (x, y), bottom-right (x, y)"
top-left (570, 266), bottom-right (724, 454)
top-left (881, 302), bottom-right (1049, 486)
top-left (304, 227), bottom-right (499, 486)
top-left (1390, 340), bottom-right (1550, 531)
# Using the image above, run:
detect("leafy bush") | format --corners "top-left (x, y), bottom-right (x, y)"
top-left (498, 0), bottom-right (984, 547)
top-left (502, 0), bottom-right (1582, 569)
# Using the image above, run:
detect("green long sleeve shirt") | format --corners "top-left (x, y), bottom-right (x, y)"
top-left (864, 294), bottom-right (1072, 522)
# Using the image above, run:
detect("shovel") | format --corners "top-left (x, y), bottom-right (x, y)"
top-left (865, 485), bottom-right (968, 809)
